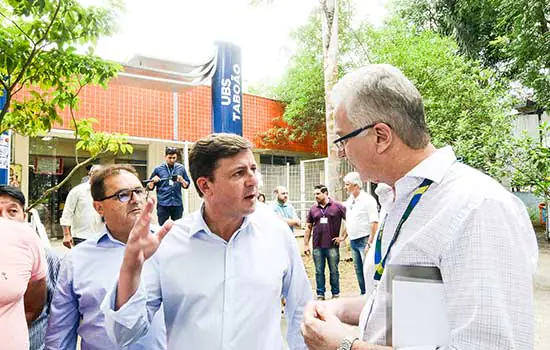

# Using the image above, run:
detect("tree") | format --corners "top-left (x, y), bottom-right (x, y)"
top-left (364, 20), bottom-right (515, 180)
top-left (0, 0), bottom-right (133, 209)
top-left (251, 0), bottom-right (341, 194)
top-left (260, 12), bottom-right (515, 181)
top-left (256, 1), bottom-right (365, 152)
top-left (393, 0), bottom-right (550, 109)
top-left (511, 123), bottom-right (550, 239)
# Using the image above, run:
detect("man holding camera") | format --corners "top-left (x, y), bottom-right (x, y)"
top-left (148, 147), bottom-right (190, 225)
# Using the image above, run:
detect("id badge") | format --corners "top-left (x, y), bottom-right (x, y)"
top-left (320, 217), bottom-right (328, 224)
top-left (169, 179), bottom-right (174, 186)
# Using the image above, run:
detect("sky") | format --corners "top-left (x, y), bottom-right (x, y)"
top-left (83, 0), bottom-right (387, 86)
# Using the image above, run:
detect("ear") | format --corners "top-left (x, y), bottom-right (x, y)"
top-left (196, 177), bottom-right (212, 197)
top-left (374, 123), bottom-right (393, 154)
top-left (93, 201), bottom-right (104, 217)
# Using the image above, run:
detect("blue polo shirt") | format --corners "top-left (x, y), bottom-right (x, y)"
top-left (271, 202), bottom-right (298, 232)
top-left (149, 162), bottom-right (190, 207)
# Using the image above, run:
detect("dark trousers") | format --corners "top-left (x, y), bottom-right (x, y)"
top-left (157, 205), bottom-right (183, 225)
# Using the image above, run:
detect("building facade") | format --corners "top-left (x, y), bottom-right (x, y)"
top-left (11, 56), bottom-right (327, 238)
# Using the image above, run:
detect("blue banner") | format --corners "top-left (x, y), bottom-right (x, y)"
top-left (0, 131), bottom-right (9, 185)
top-left (0, 89), bottom-right (8, 185)
top-left (212, 42), bottom-right (242, 135)
top-left (0, 88), bottom-right (6, 111)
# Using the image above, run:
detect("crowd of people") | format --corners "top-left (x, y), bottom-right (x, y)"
top-left (0, 64), bottom-right (538, 349)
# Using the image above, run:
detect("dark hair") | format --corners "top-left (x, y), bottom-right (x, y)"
top-left (257, 193), bottom-right (266, 202)
top-left (165, 147), bottom-right (178, 156)
top-left (189, 133), bottom-right (252, 197)
top-left (90, 164), bottom-right (139, 201)
top-left (0, 185), bottom-right (25, 208)
top-left (314, 184), bottom-right (328, 194)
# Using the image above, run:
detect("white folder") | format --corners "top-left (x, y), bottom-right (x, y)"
top-left (385, 264), bottom-right (450, 349)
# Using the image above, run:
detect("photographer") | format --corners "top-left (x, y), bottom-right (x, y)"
top-left (147, 147), bottom-right (190, 224)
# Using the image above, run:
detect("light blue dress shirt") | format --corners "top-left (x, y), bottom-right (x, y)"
top-left (102, 204), bottom-right (313, 350)
top-left (45, 228), bottom-right (167, 350)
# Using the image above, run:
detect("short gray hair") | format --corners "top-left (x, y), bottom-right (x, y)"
top-left (343, 172), bottom-right (362, 187)
top-left (332, 64), bottom-right (430, 149)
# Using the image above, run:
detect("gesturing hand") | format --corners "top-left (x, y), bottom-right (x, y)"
top-left (125, 197), bottom-right (173, 265)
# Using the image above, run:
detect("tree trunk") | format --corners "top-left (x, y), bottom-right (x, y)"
top-left (320, 0), bottom-right (343, 200)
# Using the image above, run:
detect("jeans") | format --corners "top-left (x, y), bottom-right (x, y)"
top-left (312, 247), bottom-right (340, 297)
top-left (157, 205), bottom-right (183, 225)
top-left (350, 236), bottom-right (369, 295)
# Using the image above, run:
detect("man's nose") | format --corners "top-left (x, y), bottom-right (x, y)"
top-left (249, 171), bottom-right (259, 186)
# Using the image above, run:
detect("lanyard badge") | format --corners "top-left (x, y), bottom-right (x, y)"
top-left (373, 178), bottom-right (433, 281)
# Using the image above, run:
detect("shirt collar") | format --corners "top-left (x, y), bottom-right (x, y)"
top-left (316, 198), bottom-right (333, 208)
top-left (189, 203), bottom-right (252, 239)
top-left (277, 201), bottom-right (289, 208)
top-left (95, 226), bottom-right (126, 247)
top-left (95, 224), bottom-right (157, 247)
top-left (402, 146), bottom-right (456, 185)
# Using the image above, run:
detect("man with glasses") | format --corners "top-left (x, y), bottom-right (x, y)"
top-left (46, 164), bottom-right (166, 349)
top-left (101, 133), bottom-right (312, 349)
top-left (147, 147), bottom-right (190, 225)
top-left (60, 164), bottom-right (103, 248)
top-left (301, 64), bottom-right (538, 350)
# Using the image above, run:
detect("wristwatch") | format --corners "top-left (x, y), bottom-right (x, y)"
top-left (338, 336), bottom-right (359, 350)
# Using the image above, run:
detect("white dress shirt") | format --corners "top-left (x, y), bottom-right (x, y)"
top-left (345, 190), bottom-right (379, 240)
top-left (102, 204), bottom-right (313, 350)
top-left (60, 182), bottom-right (103, 239)
top-left (359, 146), bottom-right (538, 349)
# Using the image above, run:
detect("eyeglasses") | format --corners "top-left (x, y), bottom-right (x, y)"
top-left (99, 187), bottom-right (147, 202)
top-left (333, 122), bottom-right (378, 151)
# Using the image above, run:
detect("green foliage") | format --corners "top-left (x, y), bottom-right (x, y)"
top-left (0, 0), bottom-right (133, 208)
top-left (510, 123), bottom-right (550, 202)
top-left (0, 0), bottom-right (129, 155)
top-left (257, 1), bottom-right (358, 149)
top-left (364, 20), bottom-right (514, 179)
top-left (393, 0), bottom-right (550, 109)
top-left (0, 0), bottom-right (122, 132)
top-left (73, 118), bottom-right (133, 158)
top-left (261, 4), bottom-right (513, 179)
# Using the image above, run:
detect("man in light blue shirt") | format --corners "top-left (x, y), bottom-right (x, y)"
top-left (45, 164), bottom-right (166, 349)
top-left (272, 185), bottom-right (301, 232)
top-left (102, 133), bottom-right (313, 349)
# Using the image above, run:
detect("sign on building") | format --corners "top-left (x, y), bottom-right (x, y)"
top-left (211, 42), bottom-right (242, 135)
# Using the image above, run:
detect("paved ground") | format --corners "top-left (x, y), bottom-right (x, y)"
top-left (534, 231), bottom-right (550, 349)
top-left (52, 230), bottom-right (550, 348)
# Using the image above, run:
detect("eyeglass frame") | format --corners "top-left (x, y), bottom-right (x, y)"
top-left (333, 122), bottom-right (392, 151)
top-left (333, 122), bottom-right (378, 151)
top-left (98, 187), bottom-right (147, 202)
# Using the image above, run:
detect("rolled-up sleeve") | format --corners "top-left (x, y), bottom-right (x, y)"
top-left (281, 227), bottom-right (313, 350)
top-left (60, 189), bottom-right (78, 227)
top-left (101, 256), bottom-right (163, 347)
